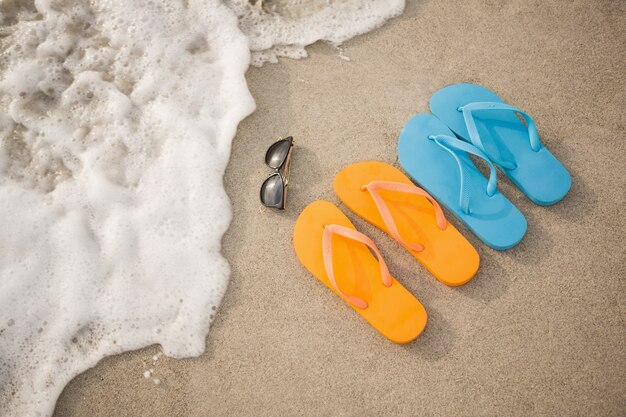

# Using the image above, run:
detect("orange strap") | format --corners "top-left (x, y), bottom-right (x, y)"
top-left (322, 224), bottom-right (392, 309)
top-left (361, 181), bottom-right (448, 252)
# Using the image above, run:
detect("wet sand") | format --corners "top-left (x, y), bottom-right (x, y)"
top-left (53, 1), bottom-right (625, 416)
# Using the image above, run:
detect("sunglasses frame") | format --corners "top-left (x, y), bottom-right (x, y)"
top-left (260, 137), bottom-right (294, 210)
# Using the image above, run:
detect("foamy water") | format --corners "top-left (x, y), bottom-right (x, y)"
top-left (0, 1), bottom-right (404, 415)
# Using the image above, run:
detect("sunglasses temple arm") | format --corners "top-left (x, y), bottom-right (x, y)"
top-left (281, 144), bottom-right (294, 186)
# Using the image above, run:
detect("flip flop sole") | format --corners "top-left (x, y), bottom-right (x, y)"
top-left (398, 114), bottom-right (527, 250)
top-left (334, 161), bottom-right (479, 286)
top-left (293, 200), bottom-right (427, 343)
top-left (430, 83), bottom-right (571, 205)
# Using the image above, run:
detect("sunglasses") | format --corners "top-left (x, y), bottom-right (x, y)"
top-left (260, 136), bottom-right (294, 210)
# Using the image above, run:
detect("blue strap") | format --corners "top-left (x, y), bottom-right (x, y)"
top-left (458, 101), bottom-right (542, 170)
top-left (428, 134), bottom-right (497, 215)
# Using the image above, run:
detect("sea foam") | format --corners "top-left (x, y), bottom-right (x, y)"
top-left (227, 0), bottom-right (405, 65)
top-left (0, 1), bottom-right (404, 416)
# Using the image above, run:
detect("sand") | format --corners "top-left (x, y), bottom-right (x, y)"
top-left (52, 1), bottom-right (625, 416)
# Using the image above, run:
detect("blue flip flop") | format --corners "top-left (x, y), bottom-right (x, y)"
top-left (430, 83), bottom-right (571, 206)
top-left (398, 113), bottom-right (527, 250)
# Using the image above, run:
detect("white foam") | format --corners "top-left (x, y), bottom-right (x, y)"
top-left (0, 0), bottom-right (254, 414)
top-left (226, 0), bottom-right (405, 65)
top-left (0, 0), bottom-right (404, 416)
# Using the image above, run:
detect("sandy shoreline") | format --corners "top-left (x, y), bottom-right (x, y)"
top-left (53, 1), bottom-right (625, 416)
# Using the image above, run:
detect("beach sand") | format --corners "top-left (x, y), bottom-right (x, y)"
top-left (53, 1), bottom-right (625, 416)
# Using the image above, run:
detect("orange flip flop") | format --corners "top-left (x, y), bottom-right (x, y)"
top-left (293, 200), bottom-right (427, 343)
top-left (334, 161), bottom-right (479, 286)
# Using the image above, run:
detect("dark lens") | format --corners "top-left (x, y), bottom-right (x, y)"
top-left (265, 137), bottom-right (293, 169)
top-left (260, 173), bottom-right (284, 208)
